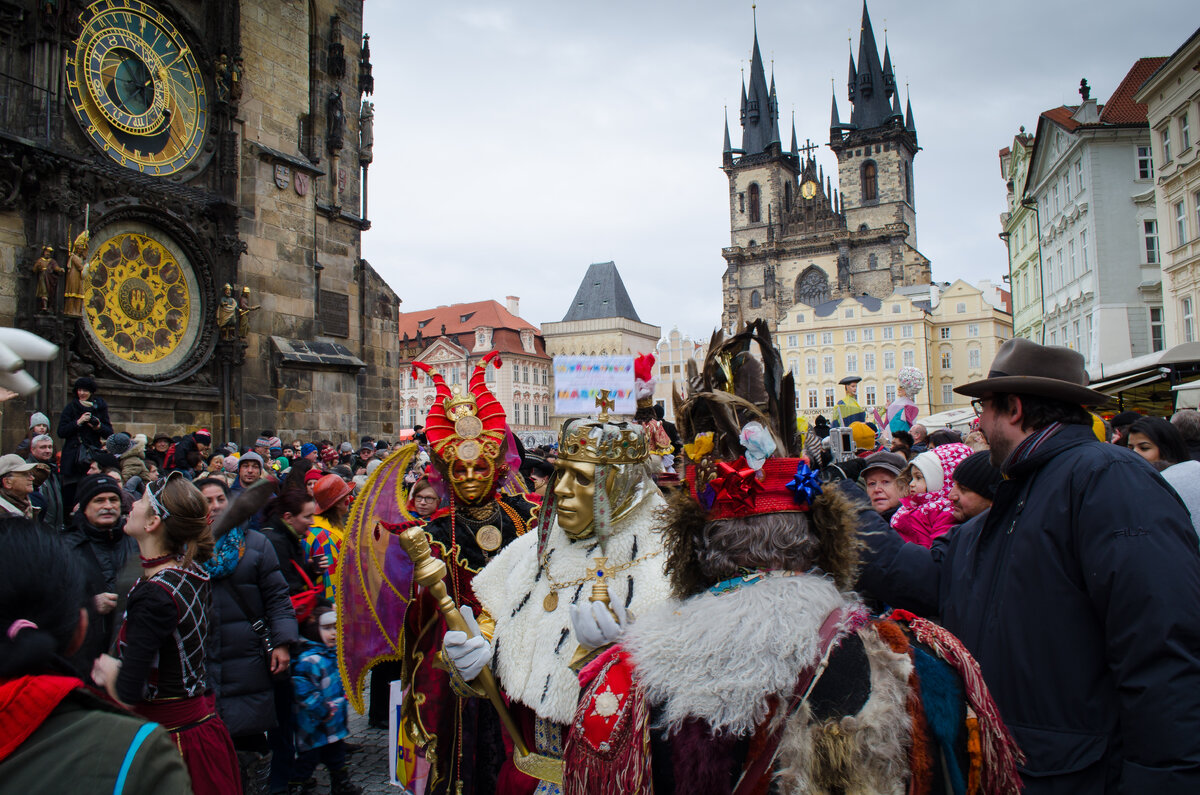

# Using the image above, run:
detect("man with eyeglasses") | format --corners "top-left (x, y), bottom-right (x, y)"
top-left (856, 338), bottom-right (1200, 793)
top-left (0, 453), bottom-right (39, 519)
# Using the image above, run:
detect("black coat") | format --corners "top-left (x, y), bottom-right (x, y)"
top-left (57, 398), bottom-right (113, 483)
top-left (206, 529), bottom-right (299, 738)
top-left (857, 424), bottom-right (1200, 793)
top-left (62, 513), bottom-right (137, 672)
top-left (262, 517), bottom-right (320, 595)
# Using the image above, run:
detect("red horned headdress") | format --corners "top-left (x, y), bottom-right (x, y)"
top-left (412, 351), bottom-right (507, 500)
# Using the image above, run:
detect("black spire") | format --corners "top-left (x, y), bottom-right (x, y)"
top-left (882, 45), bottom-right (896, 97)
top-left (790, 113), bottom-right (799, 155)
top-left (905, 95), bottom-right (916, 133)
top-left (848, 2), bottom-right (893, 130)
top-left (847, 51), bottom-right (857, 103)
top-left (739, 18), bottom-right (780, 155)
top-left (723, 108), bottom-right (733, 154)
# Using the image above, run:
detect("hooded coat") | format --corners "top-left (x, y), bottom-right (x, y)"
top-left (857, 423), bottom-right (1200, 793)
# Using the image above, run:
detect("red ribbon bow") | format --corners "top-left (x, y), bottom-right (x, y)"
top-left (710, 456), bottom-right (761, 512)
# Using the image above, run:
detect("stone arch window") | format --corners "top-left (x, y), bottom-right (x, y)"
top-left (794, 266), bottom-right (830, 307)
top-left (750, 290), bottom-right (762, 309)
top-left (868, 253), bottom-right (878, 269)
top-left (861, 160), bottom-right (878, 202)
top-left (749, 183), bottom-right (761, 223)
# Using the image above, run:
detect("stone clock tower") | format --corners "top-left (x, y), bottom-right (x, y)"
top-left (0, 0), bottom-right (401, 447)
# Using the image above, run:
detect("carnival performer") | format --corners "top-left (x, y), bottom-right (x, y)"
top-left (830, 375), bottom-right (865, 427)
top-left (441, 393), bottom-right (672, 794)
top-left (339, 351), bottom-right (536, 795)
top-left (632, 353), bottom-right (676, 476)
top-left (90, 472), bottom-right (242, 795)
top-left (561, 321), bottom-right (1024, 795)
top-left (886, 366), bottom-right (925, 435)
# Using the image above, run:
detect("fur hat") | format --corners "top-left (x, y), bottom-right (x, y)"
top-left (73, 376), bottom-right (97, 394)
top-left (28, 412), bottom-right (49, 429)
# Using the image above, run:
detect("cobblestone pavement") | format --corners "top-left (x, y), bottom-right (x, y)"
top-left (310, 682), bottom-right (395, 794)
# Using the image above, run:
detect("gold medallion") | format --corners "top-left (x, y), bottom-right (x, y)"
top-left (475, 524), bottom-right (502, 551)
top-left (455, 414), bottom-right (483, 439)
top-left (543, 591), bottom-right (559, 612)
top-left (457, 440), bottom-right (482, 461)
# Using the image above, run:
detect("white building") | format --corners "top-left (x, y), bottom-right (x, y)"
top-left (1024, 60), bottom-right (1166, 378)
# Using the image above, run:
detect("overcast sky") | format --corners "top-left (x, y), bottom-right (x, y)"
top-left (359, 0), bottom-right (1196, 342)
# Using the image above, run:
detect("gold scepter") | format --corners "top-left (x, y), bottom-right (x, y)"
top-left (394, 526), bottom-right (530, 757)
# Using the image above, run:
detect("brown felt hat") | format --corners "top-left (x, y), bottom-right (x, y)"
top-left (954, 337), bottom-right (1108, 406)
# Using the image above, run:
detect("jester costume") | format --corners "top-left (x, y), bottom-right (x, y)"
top-left (338, 351), bottom-right (534, 795)
top-left (562, 322), bottom-right (1024, 795)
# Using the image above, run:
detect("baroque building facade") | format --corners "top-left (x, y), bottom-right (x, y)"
top-left (0, 0), bottom-right (399, 448)
top-left (1135, 29), bottom-right (1200, 350)
top-left (397, 297), bottom-right (554, 446)
top-left (1022, 61), bottom-right (1166, 377)
top-left (999, 129), bottom-right (1044, 344)
top-left (653, 327), bottom-right (707, 422)
top-left (720, 3), bottom-right (930, 334)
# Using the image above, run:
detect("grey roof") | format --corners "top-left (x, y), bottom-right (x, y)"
top-left (847, 3), bottom-right (897, 131)
top-left (813, 294), bottom-right (883, 317)
top-left (562, 262), bottom-right (643, 322)
top-left (813, 298), bottom-right (844, 318)
top-left (739, 22), bottom-right (779, 156)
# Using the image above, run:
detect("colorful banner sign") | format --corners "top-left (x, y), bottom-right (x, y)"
top-left (553, 355), bottom-right (636, 416)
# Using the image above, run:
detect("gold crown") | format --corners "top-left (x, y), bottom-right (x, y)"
top-left (558, 418), bottom-right (650, 466)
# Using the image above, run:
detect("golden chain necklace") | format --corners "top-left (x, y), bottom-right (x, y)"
top-left (540, 547), bottom-right (662, 611)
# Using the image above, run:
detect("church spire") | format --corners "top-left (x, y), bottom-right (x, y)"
top-left (905, 94), bottom-right (917, 134)
top-left (790, 113), bottom-right (798, 155)
top-left (830, 94), bottom-right (843, 144)
top-left (847, 51), bottom-right (857, 103)
top-left (739, 13), bottom-right (780, 156)
top-left (723, 108), bottom-right (733, 153)
top-left (882, 45), bottom-right (896, 97)
top-left (848, 2), bottom-right (893, 130)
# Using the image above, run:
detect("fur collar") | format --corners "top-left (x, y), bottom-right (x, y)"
top-left (472, 494), bottom-right (671, 724)
top-left (624, 574), bottom-right (850, 736)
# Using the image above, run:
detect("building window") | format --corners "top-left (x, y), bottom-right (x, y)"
top-left (846, 354), bottom-right (858, 373)
top-left (749, 183), bottom-right (761, 223)
top-left (1085, 315), bottom-right (1093, 356)
top-left (1056, 250), bottom-right (1064, 288)
top-left (892, 304), bottom-right (902, 314)
top-left (523, 365), bottom-right (529, 383)
top-left (1184, 297), bottom-right (1195, 343)
top-left (824, 388), bottom-right (836, 408)
top-left (845, 329), bottom-right (857, 343)
top-left (805, 333), bottom-right (816, 346)
top-left (796, 313), bottom-right (805, 322)
top-left (1063, 173), bottom-right (1071, 204)
top-left (1177, 201), bottom-right (1188, 246)
top-left (823, 355), bottom-right (834, 374)
top-left (883, 326), bottom-right (895, 340)
top-left (1137, 145), bottom-right (1154, 179)
top-left (1150, 306), bottom-right (1165, 352)
top-left (940, 351), bottom-right (952, 369)
top-left (845, 309), bottom-right (855, 319)
top-left (968, 323), bottom-right (979, 337)
top-left (750, 290), bottom-right (761, 309)
top-left (1196, 191), bottom-right (1200, 243)
top-left (1050, 329), bottom-right (1058, 345)
top-left (864, 352), bottom-right (875, 371)
top-left (806, 357), bottom-right (817, 376)
top-left (1068, 239), bottom-right (1076, 280)
top-left (940, 327), bottom-right (951, 340)
top-left (450, 368), bottom-right (460, 385)
top-left (1073, 320), bottom-right (1081, 351)
top-left (903, 349), bottom-right (915, 367)
top-left (822, 332), bottom-right (833, 345)
top-left (868, 253), bottom-right (878, 269)
top-left (524, 404), bottom-right (530, 425)
top-left (787, 334), bottom-right (798, 347)
top-left (1080, 229), bottom-right (1089, 271)
top-left (1182, 114), bottom-right (1192, 151)
top-left (968, 348), bottom-right (981, 368)
top-left (1163, 127), bottom-right (1173, 162)
top-left (883, 351), bottom-right (895, 370)
top-left (862, 160), bottom-right (878, 201)
top-left (788, 357), bottom-right (799, 374)
top-left (807, 388), bottom-right (819, 409)
top-left (533, 404), bottom-right (540, 425)
top-left (1074, 159), bottom-right (1083, 191)
top-left (485, 366), bottom-right (495, 383)
top-left (1145, 220), bottom-right (1159, 264)
top-left (885, 384), bottom-right (897, 403)
top-left (862, 327), bottom-right (874, 341)
top-left (1052, 183), bottom-right (1059, 214)
top-left (901, 324), bottom-right (913, 338)
top-left (942, 384), bottom-right (954, 405)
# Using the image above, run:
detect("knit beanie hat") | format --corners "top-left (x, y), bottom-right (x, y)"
top-left (339, 441), bottom-right (354, 454)
top-left (850, 421), bottom-right (876, 451)
top-left (300, 443), bottom-right (318, 458)
top-left (909, 450), bottom-right (945, 493)
top-left (28, 412), bottom-right (49, 429)
top-left (952, 450), bottom-right (1002, 500)
top-left (91, 450), bottom-right (120, 471)
top-left (222, 455), bottom-right (239, 474)
top-left (75, 473), bottom-right (122, 509)
top-left (239, 451), bottom-right (265, 469)
top-left (254, 436), bottom-right (270, 448)
top-left (105, 432), bottom-right (132, 456)
top-left (304, 468), bottom-right (324, 483)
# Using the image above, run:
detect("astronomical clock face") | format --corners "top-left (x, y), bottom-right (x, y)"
top-left (81, 223), bottom-right (204, 380)
top-left (66, 0), bottom-right (208, 175)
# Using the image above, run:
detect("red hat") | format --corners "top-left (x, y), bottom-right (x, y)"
top-left (313, 473), bottom-right (354, 513)
top-left (320, 446), bottom-right (339, 464)
top-left (686, 456), bottom-right (823, 520)
top-left (304, 468), bottom-right (324, 483)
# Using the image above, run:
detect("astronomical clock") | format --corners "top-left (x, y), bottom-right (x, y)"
top-left (65, 0), bottom-right (209, 176)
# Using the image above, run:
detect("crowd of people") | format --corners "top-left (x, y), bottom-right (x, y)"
top-left (3, 334), bottom-right (1200, 794)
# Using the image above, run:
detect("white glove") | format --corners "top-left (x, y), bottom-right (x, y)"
top-left (443, 605), bottom-right (491, 682)
top-left (570, 599), bottom-right (627, 651)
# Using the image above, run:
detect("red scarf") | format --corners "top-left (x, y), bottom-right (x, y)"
top-left (0, 675), bottom-right (83, 762)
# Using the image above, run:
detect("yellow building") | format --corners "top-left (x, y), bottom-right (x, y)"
top-left (776, 280), bottom-right (1012, 422)
top-left (1135, 31), bottom-right (1200, 348)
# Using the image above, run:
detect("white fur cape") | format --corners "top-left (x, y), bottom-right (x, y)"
top-left (471, 494), bottom-right (672, 725)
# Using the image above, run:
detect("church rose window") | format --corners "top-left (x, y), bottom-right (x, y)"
top-left (795, 267), bottom-right (830, 307)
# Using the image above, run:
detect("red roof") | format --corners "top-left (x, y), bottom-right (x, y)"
top-left (1098, 57), bottom-right (1168, 124)
top-left (398, 300), bottom-right (539, 339)
top-left (998, 146), bottom-right (1011, 158)
top-left (1042, 106), bottom-right (1081, 132)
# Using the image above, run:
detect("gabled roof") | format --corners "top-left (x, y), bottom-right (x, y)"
top-left (1041, 105), bottom-right (1081, 132)
top-left (561, 261), bottom-right (643, 322)
top-left (1097, 57), bottom-right (1167, 124)
top-left (398, 299), bottom-right (538, 339)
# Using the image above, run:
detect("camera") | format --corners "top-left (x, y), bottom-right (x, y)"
top-left (829, 427), bottom-right (856, 463)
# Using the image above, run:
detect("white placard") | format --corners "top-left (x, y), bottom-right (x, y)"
top-left (553, 356), bottom-right (636, 416)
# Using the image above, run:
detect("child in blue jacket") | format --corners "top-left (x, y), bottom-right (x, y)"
top-left (291, 605), bottom-right (360, 794)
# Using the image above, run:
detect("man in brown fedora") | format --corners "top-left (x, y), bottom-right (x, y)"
top-left (856, 337), bottom-right (1200, 793)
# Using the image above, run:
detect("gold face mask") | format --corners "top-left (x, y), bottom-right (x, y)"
top-left (450, 457), bottom-right (495, 505)
top-left (552, 458), bottom-right (596, 539)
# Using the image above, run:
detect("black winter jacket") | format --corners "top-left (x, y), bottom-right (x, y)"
top-left (857, 424), bottom-right (1200, 793)
top-left (262, 517), bottom-right (321, 596)
top-left (62, 512), bottom-right (137, 673)
top-left (206, 529), bottom-right (299, 737)
top-left (57, 397), bottom-right (113, 482)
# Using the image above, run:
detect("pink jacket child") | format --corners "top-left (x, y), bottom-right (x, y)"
top-left (891, 442), bottom-right (973, 547)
